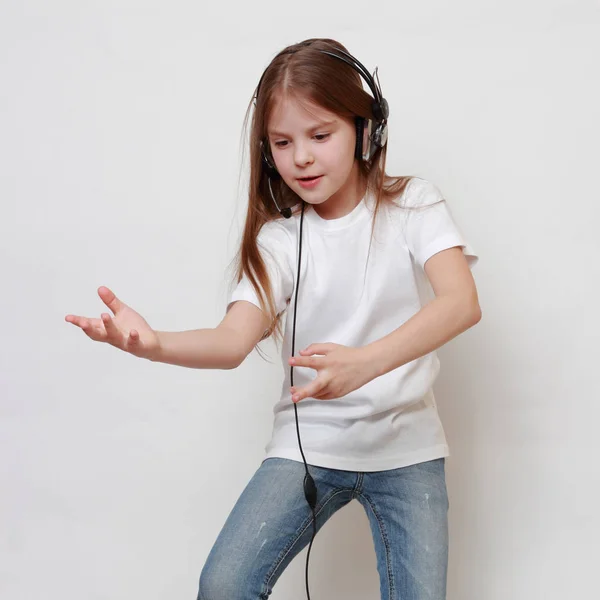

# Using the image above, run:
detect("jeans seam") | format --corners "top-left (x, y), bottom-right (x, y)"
top-left (355, 491), bottom-right (396, 600)
top-left (351, 471), bottom-right (364, 497)
top-left (262, 488), bottom-right (350, 594)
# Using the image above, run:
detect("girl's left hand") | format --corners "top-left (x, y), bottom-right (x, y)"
top-left (288, 343), bottom-right (378, 402)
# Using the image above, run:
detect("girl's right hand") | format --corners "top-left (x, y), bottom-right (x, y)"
top-left (65, 286), bottom-right (160, 360)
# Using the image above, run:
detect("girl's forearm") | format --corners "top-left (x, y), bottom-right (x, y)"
top-left (151, 327), bottom-right (241, 370)
top-left (365, 294), bottom-right (481, 378)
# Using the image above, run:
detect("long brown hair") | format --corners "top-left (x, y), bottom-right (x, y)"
top-left (230, 38), bottom-right (417, 354)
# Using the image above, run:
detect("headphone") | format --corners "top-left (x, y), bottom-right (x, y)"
top-left (258, 47), bottom-right (389, 189)
top-left (253, 45), bottom-right (389, 600)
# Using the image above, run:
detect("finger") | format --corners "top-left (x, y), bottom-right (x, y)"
top-left (98, 286), bottom-right (125, 316)
top-left (290, 356), bottom-right (322, 369)
top-left (291, 384), bottom-right (324, 397)
top-left (101, 313), bottom-right (122, 345)
top-left (293, 380), bottom-right (326, 403)
top-left (124, 329), bottom-right (141, 351)
top-left (300, 343), bottom-right (334, 356)
top-left (312, 383), bottom-right (334, 400)
top-left (66, 315), bottom-right (106, 341)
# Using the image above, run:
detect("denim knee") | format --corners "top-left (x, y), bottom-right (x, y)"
top-left (198, 561), bottom-right (268, 600)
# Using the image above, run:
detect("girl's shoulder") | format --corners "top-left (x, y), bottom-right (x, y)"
top-left (257, 216), bottom-right (295, 252)
top-left (386, 176), bottom-right (446, 211)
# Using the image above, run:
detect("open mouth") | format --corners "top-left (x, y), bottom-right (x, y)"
top-left (297, 175), bottom-right (324, 189)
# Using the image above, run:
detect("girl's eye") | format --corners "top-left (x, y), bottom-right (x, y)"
top-left (273, 133), bottom-right (330, 148)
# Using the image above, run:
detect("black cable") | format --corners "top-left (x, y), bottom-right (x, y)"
top-left (289, 201), bottom-right (317, 600)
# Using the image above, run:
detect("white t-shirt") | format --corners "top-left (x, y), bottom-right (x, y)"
top-left (228, 177), bottom-right (478, 471)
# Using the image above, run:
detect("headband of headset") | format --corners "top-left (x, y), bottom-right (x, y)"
top-left (255, 43), bottom-right (389, 171)
top-left (254, 45), bottom-right (389, 123)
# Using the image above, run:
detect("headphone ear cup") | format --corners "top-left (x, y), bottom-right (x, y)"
top-left (371, 122), bottom-right (389, 150)
top-left (261, 141), bottom-right (280, 178)
top-left (356, 117), bottom-right (377, 162)
top-left (355, 117), bottom-right (365, 160)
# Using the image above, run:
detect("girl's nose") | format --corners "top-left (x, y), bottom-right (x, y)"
top-left (294, 144), bottom-right (314, 167)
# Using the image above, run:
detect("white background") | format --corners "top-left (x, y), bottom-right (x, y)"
top-left (1, 1), bottom-right (599, 599)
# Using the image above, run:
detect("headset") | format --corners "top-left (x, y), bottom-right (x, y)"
top-left (253, 43), bottom-right (389, 600)
top-left (257, 46), bottom-right (389, 181)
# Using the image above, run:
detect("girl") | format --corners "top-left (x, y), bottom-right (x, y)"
top-left (65, 38), bottom-right (481, 600)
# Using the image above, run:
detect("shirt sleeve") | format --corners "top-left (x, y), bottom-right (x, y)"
top-left (402, 177), bottom-right (479, 269)
top-left (227, 221), bottom-right (295, 316)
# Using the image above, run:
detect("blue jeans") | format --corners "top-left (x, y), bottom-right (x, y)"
top-left (197, 456), bottom-right (449, 600)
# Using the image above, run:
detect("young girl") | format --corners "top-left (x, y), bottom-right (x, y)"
top-left (66, 38), bottom-right (481, 600)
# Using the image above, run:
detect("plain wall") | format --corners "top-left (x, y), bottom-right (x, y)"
top-left (1, 1), bottom-right (599, 599)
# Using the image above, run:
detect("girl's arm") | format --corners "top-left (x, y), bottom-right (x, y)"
top-left (365, 246), bottom-right (481, 377)
top-left (152, 300), bottom-right (270, 370)
top-left (287, 247), bottom-right (481, 402)
top-left (66, 287), bottom-right (268, 370)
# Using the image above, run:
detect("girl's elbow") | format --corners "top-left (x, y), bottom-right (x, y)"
top-left (470, 302), bottom-right (482, 326)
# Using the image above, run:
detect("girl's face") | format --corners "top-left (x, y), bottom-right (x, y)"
top-left (266, 94), bottom-right (364, 214)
